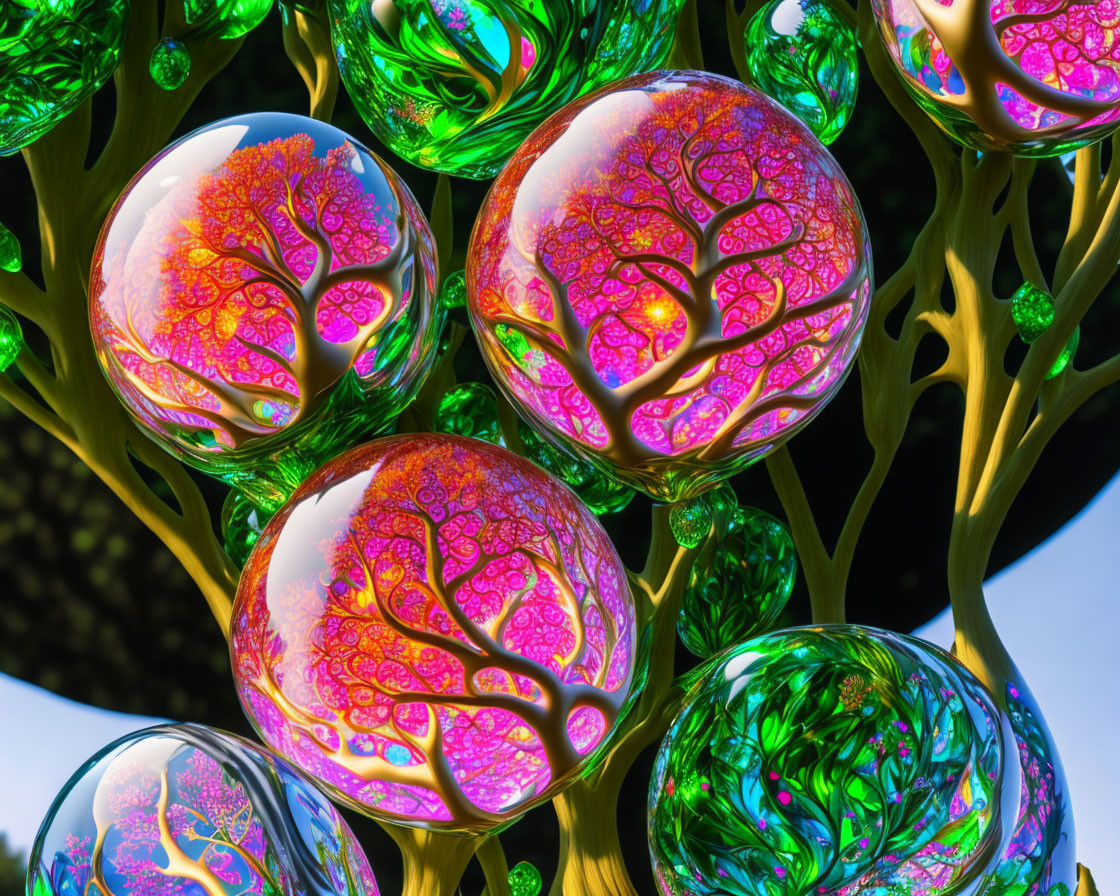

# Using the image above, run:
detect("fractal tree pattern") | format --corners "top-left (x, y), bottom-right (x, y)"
top-left (89, 113), bottom-right (440, 508)
top-left (230, 434), bottom-right (636, 831)
top-left (27, 724), bottom-right (380, 896)
top-left (467, 71), bottom-right (873, 502)
top-left (872, 0), bottom-right (1120, 155)
top-left (648, 626), bottom-right (1024, 896)
top-left (328, 0), bottom-right (685, 178)
top-left (0, 0), bottom-right (129, 154)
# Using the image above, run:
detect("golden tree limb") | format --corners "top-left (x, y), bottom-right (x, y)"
top-left (281, 5), bottom-right (339, 122)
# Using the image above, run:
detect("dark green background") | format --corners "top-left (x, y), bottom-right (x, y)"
top-left (1, 4), bottom-right (1117, 894)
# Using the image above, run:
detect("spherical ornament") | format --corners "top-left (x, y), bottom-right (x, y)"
top-left (222, 490), bottom-right (271, 567)
top-left (1010, 281), bottom-right (1054, 343)
top-left (328, 0), bottom-right (686, 179)
top-left (90, 113), bottom-right (441, 509)
top-left (668, 495), bottom-right (714, 549)
top-left (467, 71), bottom-right (873, 502)
top-left (183, 0), bottom-right (274, 39)
top-left (436, 381), bottom-right (506, 446)
top-left (648, 626), bottom-right (1021, 896)
top-left (870, 0), bottom-right (1120, 156)
top-left (508, 861), bottom-right (543, 896)
top-left (743, 0), bottom-right (860, 145)
top-left (677, 503), bottom-right (796, 658)
top-left (27, 723), bottom-right (380, 896)
top-left (439, 269), bottom-right (467, 311)
top-left (1045, 326), bottom-right (1079, 379)
top-left (0, 221), bottom-right (21, 272)
top-left (0, 304), bottom-right (23, 372)
top-left (230, 433), bottom-right (637, 831)
top-left (0, 0), bottom-right (129, 155)
top-left (149, 37), bottom-right (191, 90)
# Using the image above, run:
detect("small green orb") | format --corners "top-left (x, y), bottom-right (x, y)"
top-left (669, 494), bottom-right (714, 549)
top-left (221, 490), bottom-right (271, 566)
top-left (508, 861), bottom-right (542, 896)
top-left (1045, 326), bottom-right (1079, 380)
top-left (183, 0), bottom-right (274, 39)
top-left (0, 223), bottom-right (21, 272)
top-left (1011, 282), bottom-right (1055, 344)
top-left (439, 269), bottom-right (467, 310)
top-left (435, 382), bottom-right (505, 446)
top-left (743, 0), bottom-right (859, 145)
top-left (678, 505), bottom-right (797, 658)
top-left (0, 304), bottom-right (24, 372)
top-left (149, 38), bottom-right (191, 90)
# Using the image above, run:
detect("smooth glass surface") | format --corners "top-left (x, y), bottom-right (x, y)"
top-left (27, 724), bottom-right (380, 896)
top-left (328, 0), bottom-right (685, 178)
top-left (467, 71), bottom-right (873, 502)
top-left (89, 113), bottom-right (441, 509)
top-left (230, 434), bottom-right (636, 831)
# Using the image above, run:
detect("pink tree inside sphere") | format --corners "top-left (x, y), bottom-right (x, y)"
top-left (230, 434), bottom-right (635, 831)
top-left (467, 71), bottom-right (872, 502)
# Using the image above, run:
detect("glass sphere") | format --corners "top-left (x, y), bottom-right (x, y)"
top-left (677, 503), bottom-right (796, 658)
top-left (89, 113), bottom-right (441, 509)
top-left (328, 0), bottom-right (686, 178)
top-left (0, 0), bottom-right (129, 154)
top-left (871, 0), bottom-right (1120, 156)
top-left (648, 626), bottom-right (1021, 896)
top-left (744, 0), bottom-right (860, 145)
top-left (183, 0), bottom-right (274, 39)
top-left (150, 37), bottom-right (190, 90)
top-left (230, 433), bottom-right (637, 832)
top-left (467, 71), bottom-right (873, 502)
top-left (27, 723), bottom-right (380, 896)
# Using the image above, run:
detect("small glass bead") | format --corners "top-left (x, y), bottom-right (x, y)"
top-left (149, 38), bottom-right (191, 90)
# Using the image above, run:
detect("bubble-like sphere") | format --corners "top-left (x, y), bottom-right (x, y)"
top-left (0, 304), bottom-right (23, 371)
top-left (467, 71), bottom-right (873, 502)
top-left (90, 113), bottom-right (441, 509)
top-left (668, 496), bottom-right (713, 549)
top-left (744, 0), bottom-right (860, 145)
top-left (27, 724), bottom-right (380, 896)
top-left (1046, 327), bottom-right (1079, 380)
top-left (648, 626), bottom-right (1022, 896)
top-left (328, 0), bottom-right (686, 178)
top-left (183, 0), bottom-right (274, 39)
top-left (230, 433), bottom-right (637, 831)
top-left (0, 222), bottom-right (21, 272)
top-left (150, 37), bottom-right (191, 90)
top-left (508, 861), bottom-right (543, 896)
top-left (677, 503), bottom-right (796, 658)
top-left (871, 0), bottom-right (1120, 156)
top-left (0, 0), bottom-right (129, 154)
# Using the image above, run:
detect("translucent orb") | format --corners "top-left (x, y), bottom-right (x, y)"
top-left (184, 0), bottom-right (274, 39)
top-left (508, 861), bottom-right (542, 896)
top-left (90, 113), bottom-right (441, 509)
top-left (328, 0), bottom-right (686, 178)
top-left (222, 491), bottom-right (271, 567)
top-left (0, 0), bottom-right (129, 154)
top-left (648, 626), bottom-right (1022, 896)
top-left (27, 724), bottom-right (380, 896)
top-left (150, 38), bottom-right (191, 91)
top-left (677, 503), bottom-right (796, 658)
top-left (0, 221), bottom-right (20, 272)
top-left (0, 304), bottom-right (23, 371)
top-left (467, 71), bottom-right (873, 502)
top-left (744, 0), bottom-right (860, 144)
top-left (871, 0), bottom-right (1120, 156)
top-left (230, 433), bottom-right (637, 832)
top-left (668, 496), bottom-right (714, 549)
top-left (1010, 281), bottom-right (1054, 344)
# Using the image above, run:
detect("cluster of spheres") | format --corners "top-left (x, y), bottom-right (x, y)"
top-left (0, 0), bottom-right (128, 154)
top-left (28, 724), bottom-right (380, 896)
top-left (468, 70), bottom-right (874, 502)
top-left (88, 113), bottom-right (441, 509)
top-left (329, 0), bottom-right (687, 178)
top-left (230, 434), bottom-right (637, 831)
top-left (872, 0), bottom-right (1120, 155)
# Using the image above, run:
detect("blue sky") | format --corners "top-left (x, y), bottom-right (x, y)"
top-left (1, 472), bottom-right (1117, 886)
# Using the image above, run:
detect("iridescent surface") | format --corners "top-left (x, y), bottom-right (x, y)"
top-left (183, 0), bottom-right (274, 39)
top-left (871, 0), bottom-right (1120, 155)
top-left (0, 304), bottom-right (23, 371)
top-left (90, 113), bottom-right (441, 509)
top-left (669, 496), bottom-right (713, 549)
top-left (468, 71), bottom-right (873, 502)
top-left (1045, 326), bottom-right (1079, 379)
top-left (328, 0), bottom-right (685, 178)
top-left (648, 626), bottom-right (1021, 896)
top-left (0, 222), bottom-right (20, 272)
top-left (230, 434), bottom-right (636, 831)
top-left (0, 0), bottom-right (129, 155)
top-left (677, 503), bottom-right (796, 658)
top-left (27, 724), bottom-right (380, 896)
top-left (149, 38), bottom-right (190, 90)
top-left (508, 861), bottom-right (542, 896)
top-left (221, 491), bottom-right (270, 567)
top-left (744, 0), bottom-right (860, 144)
top-left (1011, 281), bottom-right (1054, 343)
top-left (439, 269), bottom-right (467, 310)
top-left (435, 382), bottom-right (633, 515)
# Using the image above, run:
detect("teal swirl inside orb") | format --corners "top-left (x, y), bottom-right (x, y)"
top-left (648, 626), bottom-right (1020, 896)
